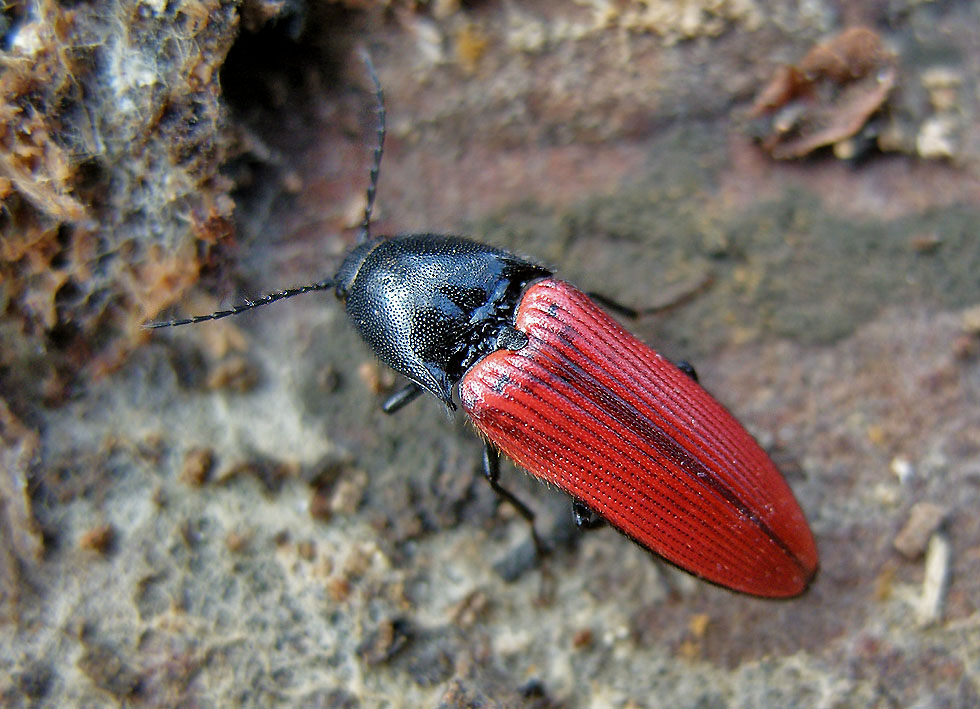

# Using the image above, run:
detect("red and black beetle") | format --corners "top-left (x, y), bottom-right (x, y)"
top-left (148, 56), bottom-right (818, 598)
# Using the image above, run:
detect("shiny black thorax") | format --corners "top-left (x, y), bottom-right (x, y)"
top-left (334, 234), bottom-right (551, 408)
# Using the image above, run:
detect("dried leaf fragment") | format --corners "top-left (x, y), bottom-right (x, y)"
top-left (750, 27), bottom-right (897, 159)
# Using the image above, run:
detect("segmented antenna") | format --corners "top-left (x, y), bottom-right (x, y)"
top-left (143, 280), bottom-right (335, 329)
top-left (358, 47), bottom-right (386, 244)
top-left (144, 51), bottom-right (386, 330)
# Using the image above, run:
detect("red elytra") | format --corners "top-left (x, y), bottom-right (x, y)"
top-left (460, 278), bottom-right (818, 597)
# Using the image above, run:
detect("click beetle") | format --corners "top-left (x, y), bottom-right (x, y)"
top-left (148, 55), bottom-right (818, 597)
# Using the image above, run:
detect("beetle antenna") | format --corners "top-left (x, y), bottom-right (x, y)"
top-left (147, 53), bottom-right (384, 330)
top-left (143, 278), bottom-right (335, 329)
top-left (358, 48), bottom-right (385, 244)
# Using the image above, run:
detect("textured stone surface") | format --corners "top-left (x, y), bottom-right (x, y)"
top-left (3, 1), bottom-right (980, 706)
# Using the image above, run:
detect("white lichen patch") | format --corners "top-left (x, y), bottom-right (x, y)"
top-left (576, 0), bottom-right (762, 44)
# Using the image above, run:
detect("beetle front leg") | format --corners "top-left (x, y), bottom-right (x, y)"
top-left (382, 383), bottom-right (424, 413)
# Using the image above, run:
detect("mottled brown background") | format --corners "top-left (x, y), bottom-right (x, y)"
top-left (2, 0), bottom-right (979, 706)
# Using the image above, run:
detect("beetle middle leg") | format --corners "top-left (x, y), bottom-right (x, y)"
top-left (571, 498), bottom-right (606, 530)
top-left (588, 272), bottom-right (714, 320)
top-left (383, 385), bottom-right (545, 555)
top-left (586, 291), bottom-right (640, 319)
top-left (483, 443), bottom-right (545, 556)
top-left (585, 293), bottom-right (701, 384)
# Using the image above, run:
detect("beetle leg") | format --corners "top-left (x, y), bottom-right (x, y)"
top-left (586, 291), bottom-right (639, 319)
top-left (571, 498), bottom-right (606, 530)
top-left (482, 443), bottom-right (545, 555)
top-left (382, 383), bottom-right (424, 413)
top-left (585, 297), bottom-right (701, 383)
top-left (674, 360), bottom-right (699, 382)
top-left (588, 273), bottom-right (714, 320)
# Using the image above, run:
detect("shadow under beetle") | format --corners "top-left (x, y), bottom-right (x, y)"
top-left (148, 54), bottom-right (818, 597)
